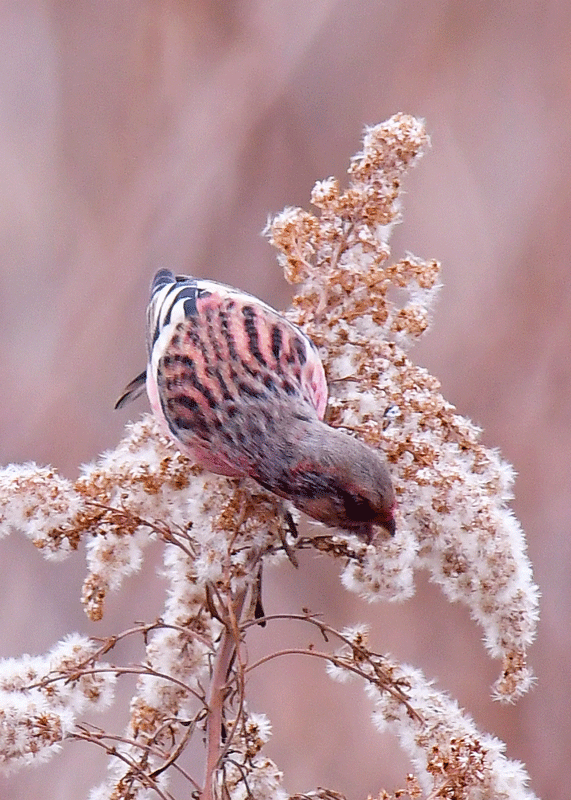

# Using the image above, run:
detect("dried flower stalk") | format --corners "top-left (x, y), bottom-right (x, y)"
top-left (269, 114), bottom-right (538, 700)
top-left (0, 114), bottom-right (539, 800)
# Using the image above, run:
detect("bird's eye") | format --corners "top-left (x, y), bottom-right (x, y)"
top-left (340, 490), bottom-right (374, 524)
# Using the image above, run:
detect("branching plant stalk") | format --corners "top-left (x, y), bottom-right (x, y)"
top-left (0, 115), bottom-right (540, 800)
top-left (201, 586), bottom-right (248, 800)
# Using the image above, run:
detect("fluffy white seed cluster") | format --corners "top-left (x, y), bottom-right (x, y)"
top-left (215, 713), bottom-right (287, 800)
top-left (369, 662), bottom-right (538, 800)
top-left (268, 113), bottom-right (539, 700)
top-left (325, 625), bottom-right (538, 799)
top-left (0, 634), bottom-right (115, 775)
top-left (0, 463), bottom-right (85, 559)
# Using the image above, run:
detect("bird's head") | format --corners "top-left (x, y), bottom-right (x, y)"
top-left (283, 422), bottom-right (397, 541)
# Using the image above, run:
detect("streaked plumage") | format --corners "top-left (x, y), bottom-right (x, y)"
top-left (117, 269), bottom-right (396, 540)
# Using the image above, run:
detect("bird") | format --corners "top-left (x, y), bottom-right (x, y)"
top-left (116, 269), bottom-right (396, 541)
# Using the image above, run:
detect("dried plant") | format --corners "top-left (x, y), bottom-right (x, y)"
top-left (0, 114), bottom-right (539, 799)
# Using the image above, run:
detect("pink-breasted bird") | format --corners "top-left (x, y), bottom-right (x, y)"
top-left (116, 269), bottom-right (396, 541)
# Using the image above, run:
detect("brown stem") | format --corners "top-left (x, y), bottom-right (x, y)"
top-left (200, 588), bottom-right (247, 800)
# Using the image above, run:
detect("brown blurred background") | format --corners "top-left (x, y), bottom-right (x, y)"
top-left (1, 2), bottom-right (569, 798)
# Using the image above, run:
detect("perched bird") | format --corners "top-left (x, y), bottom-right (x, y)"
top-left (116, 269), bottom-right (396, 541)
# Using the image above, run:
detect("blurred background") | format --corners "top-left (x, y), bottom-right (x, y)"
top-left (0, 2), bottom-right (569, 798)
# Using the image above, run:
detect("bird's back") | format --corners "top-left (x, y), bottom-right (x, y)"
top-left (146, 271), bottom-right (328, 476)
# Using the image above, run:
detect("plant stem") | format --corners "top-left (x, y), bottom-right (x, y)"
top-left (200, 588), bottom-right (247, 800)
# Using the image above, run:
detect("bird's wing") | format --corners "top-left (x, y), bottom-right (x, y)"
top-left (147, 271), bottom-right (328, 419)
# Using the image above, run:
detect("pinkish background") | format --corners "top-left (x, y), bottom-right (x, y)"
top-left (0, 3), bottom-right (568, 798)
